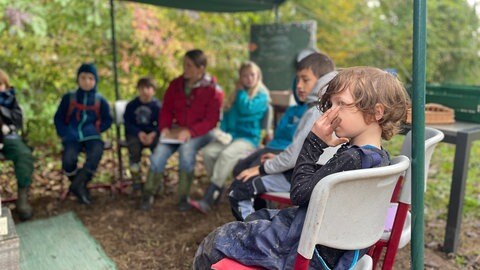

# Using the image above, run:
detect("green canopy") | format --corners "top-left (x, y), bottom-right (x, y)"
top-left (121, 0), bottom-right (286, 12)
top-left (110, 1), bottom-right (427, 268)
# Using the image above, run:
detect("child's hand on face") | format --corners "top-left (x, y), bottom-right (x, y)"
top-left (312, 107), bottom-right (349, 147)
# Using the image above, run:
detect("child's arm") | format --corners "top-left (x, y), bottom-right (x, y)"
top-left (99, 98), bottom-right (113, 132)
top-left (53, 94), bottom-right (71, 138)
top-left (290, 132), bottom-right (359, 206)
top-left (189, 86), bottom-right (223, 137)
top-left (123, 101), bottom-right (141, 136)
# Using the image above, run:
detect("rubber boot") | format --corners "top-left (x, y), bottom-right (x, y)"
top-left (16, 186), bottom-right (33, 221)
top-left (189, 183), bottom-right (223, 214)
top-left (139, 171), bottom-right (164, 211)
top-left (69, 168), bottom-right (92, 205)
top-left (177, 171), bottom-right (194, 211)
top-left (129, 164), bottom-right (143, 197)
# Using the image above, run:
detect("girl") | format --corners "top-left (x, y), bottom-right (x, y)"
top-left (190, 61), bottom-right (270, 214)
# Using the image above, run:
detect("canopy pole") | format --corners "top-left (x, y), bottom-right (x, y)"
top-left (274, 4), bottom-right (279, 23)
top-left (411, 0), bottom-right (427, 269)
top-left (110, 0), bottom-right (124, 182)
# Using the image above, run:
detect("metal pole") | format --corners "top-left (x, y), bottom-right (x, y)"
top-left (274, 4), bottom-right (279, 23)
top-left (411, 0), bottom-right (427, 268)
top-left (109, 0), bottom-right (124, 182)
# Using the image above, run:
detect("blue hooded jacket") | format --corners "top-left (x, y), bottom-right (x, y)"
top-left (53, 63), bottom-right (112, 142)
top-left (220, 87), bottom-right (269, 147)
top-left (265, 78), bottom-right (308, 150)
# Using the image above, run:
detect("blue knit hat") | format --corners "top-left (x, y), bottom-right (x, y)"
top-left (77, 63), bottom-right (98, 84)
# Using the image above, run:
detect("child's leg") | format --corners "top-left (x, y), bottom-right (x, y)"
top-left (62, 140), bottom-right (82, 178)
top-left (140, 143), bottom-right (177, 210)
top-left (229, 173), bottom-right (290, 221)
top-left (201, 141), bottom-right (226, 178)
top-left (83, 139), bottom-right (104, 177)
top-left (176, 131), bottom-right (214, 210)
top-left (210, 139), bottom-right (255, 188)
top-left (149, 143), bottom-right (177, 173)
top-left (2, 138), bottom-right (34, 188)
top-left (126, 134), bottom-right (143, 168)
top-left (2, 137), bottom-right (34, 220)
top-left (190, 140), bottom-right (255, 214)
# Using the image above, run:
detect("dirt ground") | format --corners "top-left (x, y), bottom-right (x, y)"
top-left (4, 181), bottom-right (476, 270)
top-left (2, 150), bottom-right (479, 270)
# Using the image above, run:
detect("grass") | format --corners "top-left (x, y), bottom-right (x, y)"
top-left (383, 135), bottom-right (480, 220)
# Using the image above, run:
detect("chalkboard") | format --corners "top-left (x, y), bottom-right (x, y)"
top-left (249, 21), bottom-right (317, 91)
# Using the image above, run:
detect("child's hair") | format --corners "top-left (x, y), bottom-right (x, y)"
top-left (225, 61), bottom-right (270, 110)
top-left (185, 49), bottom-right (207, 68)
top-left (136, 77), bottom-right (157, 90)
top-left (0, 69), bottom-right (11, 88)
top-left (239, 61), bottom-right (268, 97)
top-left (319, 66), bottom-right (410, 140)
top-left (296, 52), bottom-right (335, 78)
top-left (77, 63), bottom-right (98, 83)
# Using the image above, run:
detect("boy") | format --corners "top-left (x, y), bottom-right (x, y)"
top-left (54, 63), bottom-right (113, 205)
top-left (193, 66), bottom-right (410, 269)
top-left (0, 69), bottom-right (34, 221)
top-left (124, 77), bottom-right (161, 192)
top-left (228, 52), bottom-right (339, 221)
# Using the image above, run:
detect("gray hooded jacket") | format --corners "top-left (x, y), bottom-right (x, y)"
top-left (261, 71), bottom-right (339, 174)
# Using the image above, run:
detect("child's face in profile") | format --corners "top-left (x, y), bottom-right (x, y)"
top-left (0, 82), bottom-right (6, 92)
top-left (78, 72), bottom-right (96, 91)
top-left (138, 85), bottom-right (155, 103)
top-left (329, 87), bottom-right (367, 139)
top-left (295, 68), bottom-right (317, 102)
top-left (183, 57), bottom-right (204, 82)
top-left (239, 67), bottom-right (258, 89)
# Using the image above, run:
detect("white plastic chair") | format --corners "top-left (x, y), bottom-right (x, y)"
top-left (369, 127), bottom-right (444, 269)
top-left (212, 155), bottom-right (410, 270)
top-left (114, 100), bottom-right (128, 126)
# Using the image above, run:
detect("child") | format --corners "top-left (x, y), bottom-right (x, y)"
top-left (54, 63), bottom-right (113, 205)
top-left (141, 49), bottom-right (224, 211)
top-left (124, 77), bottom-right (161, 192)
top-left (0, 69), bottom-right (34, 221)
top-left (193, 66), bottom-right (410, 270)
top-left (189, 61), bottom-right (270, 214)
top-left (228, 52), bottom-right (339, 221)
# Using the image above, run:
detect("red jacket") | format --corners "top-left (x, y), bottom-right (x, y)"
top-left (159, 74), bottom-right (224, 138)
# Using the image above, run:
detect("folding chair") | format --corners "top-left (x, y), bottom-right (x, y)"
top-left (212, 155), bottom-right (410, 270)
top-left (368, 127), bottom-right (444, 270)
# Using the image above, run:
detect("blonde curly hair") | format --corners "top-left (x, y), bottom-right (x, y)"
top-left (319, 66), bottom-right (410, 140)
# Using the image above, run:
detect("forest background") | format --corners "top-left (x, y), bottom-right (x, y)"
top-left (1, 0), bottom-right (479, 147)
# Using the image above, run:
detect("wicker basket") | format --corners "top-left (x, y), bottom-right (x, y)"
top-left (406, 103), bottom-right (455, 124)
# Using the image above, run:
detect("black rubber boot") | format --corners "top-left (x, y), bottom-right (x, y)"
top-left (16, 186), bottom-right (33, 221)
top-left (177, 171), bottom-right (194, 211)
top-left (189, 183), bottom-right (223, 214)
top-left (69, 169), bottom-right (92, 205)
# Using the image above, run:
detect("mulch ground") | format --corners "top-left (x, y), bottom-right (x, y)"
top-left (1, 149), bottom-right (479, 269)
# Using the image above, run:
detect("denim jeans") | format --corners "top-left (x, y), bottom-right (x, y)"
top-left (62, 139), bottom-right (104, 174)
top-left (149, 131), bottom-right (214, 173)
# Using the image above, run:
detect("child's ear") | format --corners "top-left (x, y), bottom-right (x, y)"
top-left (374, 103), bottom-right (385, 121)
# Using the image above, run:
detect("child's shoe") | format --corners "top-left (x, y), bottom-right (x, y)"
top-left (16, 186), bottom-right (33, 221)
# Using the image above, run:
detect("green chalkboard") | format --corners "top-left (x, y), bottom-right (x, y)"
top-left (249, 21), bottom-right (317, 91)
